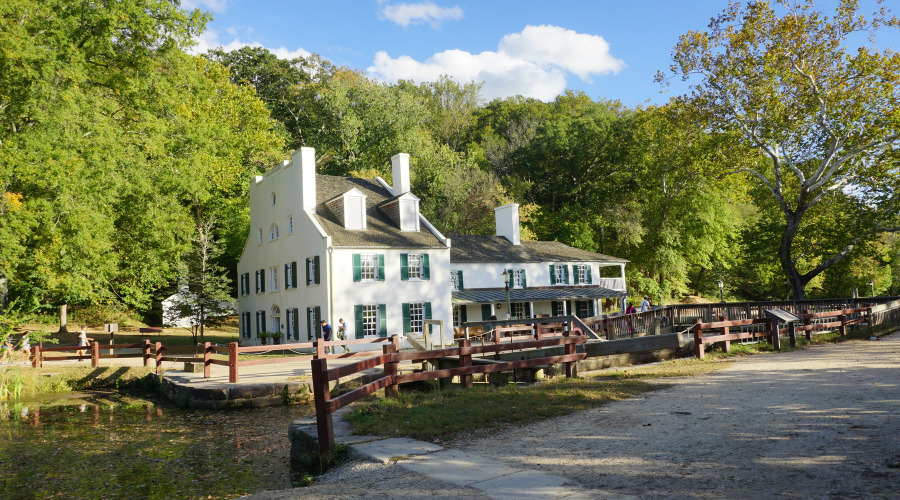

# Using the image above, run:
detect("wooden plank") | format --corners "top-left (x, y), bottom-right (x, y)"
top-left (397, 336), bottom-right (585, 362)
top-left (700, 331), bottom-right (771, 343)
top-left (209, 359), bottom-right (230, 366)
top-left (326, 354), bottom-right (393, 380)
top-left (696, 318), bottom-right (766, 329)
top-left (585, 333), bottom-right (681, 356)
top-left (238, 355), bottom-right (311, 367)
top-left (393, 353), bottom-right (586, 384)
top-left (327, 376), bottom-right (393, 413)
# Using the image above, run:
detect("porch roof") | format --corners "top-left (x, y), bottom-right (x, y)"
top-left (452, 286), bottom-right (625, 305)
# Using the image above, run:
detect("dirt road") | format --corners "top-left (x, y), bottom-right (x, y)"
top-left (252, 333), bottom-right (900, 499)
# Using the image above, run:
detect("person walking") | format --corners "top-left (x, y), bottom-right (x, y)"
top-left (640, 295), bottom-right (651, 312)
top-left (76, 326), bottom-right (93, 360)
top-left (321, 320), bottom-right (333, 355)
top-left (337, 318), bottom-right (350, 353)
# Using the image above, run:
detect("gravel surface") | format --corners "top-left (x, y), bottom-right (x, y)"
top-left (248, 333), bottom-right (900, 499)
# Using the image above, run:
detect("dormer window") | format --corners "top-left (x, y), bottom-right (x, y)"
top-left (269, 224), bottom-right (279, 241)
top-left (377, 192), bottom-right (420, 232)
top-left (325, 188), bottom-right (367, 230)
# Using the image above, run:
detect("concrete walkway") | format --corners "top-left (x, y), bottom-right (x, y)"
top-left (289, 408), bottom-right (603, 500)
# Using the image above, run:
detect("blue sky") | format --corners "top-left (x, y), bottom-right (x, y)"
top-left (187, 0), bottom-right (898, 107)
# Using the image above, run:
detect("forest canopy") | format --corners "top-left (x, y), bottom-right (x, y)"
top-left (2, 0), bottom-right (898, 325)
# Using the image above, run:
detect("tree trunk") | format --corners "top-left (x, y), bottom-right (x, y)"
top-left (58, 304), bottom-right (69, 334)
top-left (0, 275), bottom-right (7, 313)
top-left (778, 212), bottom-right (810, 300)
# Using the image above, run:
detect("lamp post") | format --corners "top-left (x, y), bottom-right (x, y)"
top-left (501, 270), bottom-right (512, 320)
top-left (716, 279), bottom-right (724, 303)
top-left (870, 280), bottom-right (875, 297)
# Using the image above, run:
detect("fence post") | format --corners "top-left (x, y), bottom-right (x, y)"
top-left (533, 321), bottom-right (542, 341)
top-left (31, 345), bottom-right (41, 368)
top-left (203, 342), bottom-right (211, 378)
top-left (91, 341), bottom-right (100, 368)
top-left (383, 335), bottom-right (399, 398)
top-left (802, 310), bottom-right (812, 340)
top-left (142, 339), bottom-right (150, 367)
top-left (719, 316), bottom-right (730, 354)
top-left (458, 338), bottom-right (473, 388)
top-left (155, 342), bottom-right (163, 374)
top-left (228, 342), bottom-right (239, 383)
top-left (788, 321), bottom-right (797, 347)
top-left (314, 338), bottom-right (324, 359)
top-left (839, 313), bottom-right (847, 336)
top-left (602, 315), bottom-right (609, 340)
top-left (769, 317), bottom-right (781, 350)
top-left (692, 319), bottom-right (704, 359)
top-left (310, 357), bottom-right (334, 458)
top-left (563, 329), bottom-right (575, 378)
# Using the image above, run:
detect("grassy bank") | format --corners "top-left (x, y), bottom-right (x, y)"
top-left (0, 365), bottom-right (155, 402)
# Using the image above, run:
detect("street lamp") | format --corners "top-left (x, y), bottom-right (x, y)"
top-left (870, 280), bottom-right (875, 297)
top-left (501, 270), bottom-right (512, 320)
top-left (716, 279), bottom-right (724, 303)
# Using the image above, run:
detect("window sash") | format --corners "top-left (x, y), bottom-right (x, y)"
top-left (362, 305), bottom-right (378, 336)
top-left (408, 254), bottom-right (422, 279)
top-left (449, 270), bottom-right (459, 290)
top-left (360, 254), bottom-right (376, 280)
top-left (409, 302), bottom-right (424, 334)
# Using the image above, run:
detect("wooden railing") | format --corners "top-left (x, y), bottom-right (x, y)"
top-left (310, 332), bottom-right (586, 456)
top-left (32, 340), bottom-right (154, 368)
top-left (691, 307), bottom-right (871, 359)
top-left (462, 315), bottom-right (598, 341)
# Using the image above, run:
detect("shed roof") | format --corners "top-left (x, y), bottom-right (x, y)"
top-left (448, 235), bottom-right (628, 264)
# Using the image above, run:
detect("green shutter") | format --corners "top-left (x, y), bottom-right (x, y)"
top-left (564, 265), bottom-right (570, 284)
top-left (294, 309), bottom-right (301, 340)
top-left (400, 254), bottom-right (409, 281)
top-left (457, 270), bottom-right (464, 290)
top-left (586, 266), bottom-right (593, 284)
top-left (306, 307), bottom-right (314, 340)
top-left (460, 306), bottom-right (467, 324)
top-left (378, 304), bottom-right (387, 337)
top-left (261, 314), bottom-right (266, 334)
top-left (549, 265), bottom-right (556, 285)
top-left (260, 270), bottom-right (265, 292)
top-left (291, 262), bottom-right (298, 288)
top-left (377, 254), bottom-right (385, 281)
top-left (305, 257), bottom-right (311, 285)
top-left (352, 254), bottom-right (361, 282)
top-left (423, 254), bottom-right (430, 280)
top-left (284, 264), bottom-right (290, 288)
top-left (572, 265), bottom-right (579, 284)
top-left (315, 306), bottom-right (322, 338)
top-left (402, 303), bottom-right (411, 333)
top-left (521, 269), bottom-right (527, 288)
top-left (482, 304), bottom-right (492, 321)
top-left (424, 302), bottom-right (432, 320)
top-left (314, 255), bottom-right (321, 285)
top-left (589, 300), bottom-right (596, 317)
top-left (355, 305), bottom-right (364, 339)
top-left (566, 301), bottom-right (572, 315)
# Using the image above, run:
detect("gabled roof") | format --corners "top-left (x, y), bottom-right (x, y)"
top-left (314, 175), bottom-right (445, 248)
top-left (448, 235), bottom-right (628, 264)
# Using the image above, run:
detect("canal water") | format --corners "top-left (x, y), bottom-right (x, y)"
top-left (0, 392), bottom-right (314, 499)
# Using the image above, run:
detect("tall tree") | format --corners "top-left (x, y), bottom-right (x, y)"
top-left (660, 0), bottom-right (900, 298)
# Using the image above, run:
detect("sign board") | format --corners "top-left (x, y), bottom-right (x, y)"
top-left (104, 323), bottom-right (119, 333)
top-left (763, 309), bottom-right (801, 323)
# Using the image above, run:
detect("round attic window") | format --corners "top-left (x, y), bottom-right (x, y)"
top-left (271, 193), bottom-right (276, 206)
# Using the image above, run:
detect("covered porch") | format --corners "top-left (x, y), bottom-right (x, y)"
top-left (451, 286), bottom-right (627, 333)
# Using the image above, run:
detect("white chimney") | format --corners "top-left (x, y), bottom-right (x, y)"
top-left (391, 153), bottom-right (411, 195)
top-left (495, 203), bottom-right (521, 245)
top-left (295, 147), bottom-right (317, 212)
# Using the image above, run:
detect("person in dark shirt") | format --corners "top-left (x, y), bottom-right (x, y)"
top-left (321, 320), bottom-right (333, 354)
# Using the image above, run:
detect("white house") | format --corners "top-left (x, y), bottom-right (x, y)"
top-left (236, 148), bottom-right (452, 345)
top-left (447, 204), bottom-right (628, 330)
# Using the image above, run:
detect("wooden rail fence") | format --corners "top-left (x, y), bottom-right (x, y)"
top-left (692, 307), bottom-right (871, 359)
top-left (310, 332), bottom-right (586, 456)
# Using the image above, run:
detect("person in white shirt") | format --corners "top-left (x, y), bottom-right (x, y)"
top-left (640, 295), bottom-right (651, 312)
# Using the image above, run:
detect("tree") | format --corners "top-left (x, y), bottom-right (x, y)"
top-left (165, 216), bottom-right (233, 344)
top-left (661, 0), bottom-right (900, 298)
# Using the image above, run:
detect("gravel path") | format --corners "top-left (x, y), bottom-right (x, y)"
top-left (249, 333), bottom-right (900, 499)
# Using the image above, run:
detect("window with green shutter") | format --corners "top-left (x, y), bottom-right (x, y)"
top-left (481, 304), bottom-right (492, 321)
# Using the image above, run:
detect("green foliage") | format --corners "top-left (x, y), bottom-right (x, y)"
top-left (661, 0), bottom-right (900, 298)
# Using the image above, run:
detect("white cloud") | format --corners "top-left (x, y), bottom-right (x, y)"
top-left (367, 25), bottom-right (624, 101)
top-left (380, 2), bottom-right (464, 28)
top-left (188, 28), bottom-right (311, 60)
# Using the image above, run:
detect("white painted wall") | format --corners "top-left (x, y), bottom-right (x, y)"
top-left (451, 262), bottom-right (621, 290)
top-left (330, 247), bottom-right (452, 339)
top-left (237, 151), bottom-right (330, 344)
